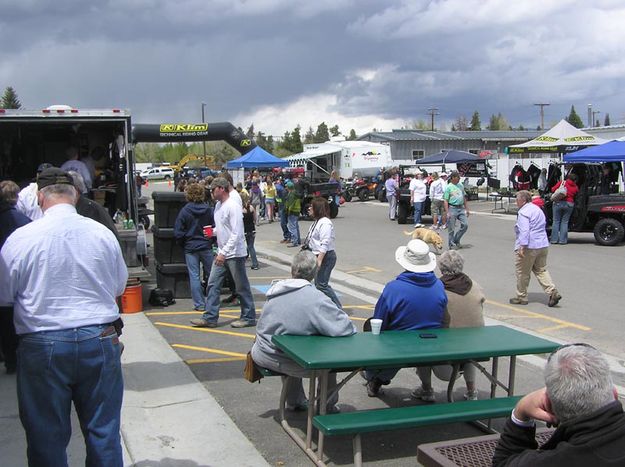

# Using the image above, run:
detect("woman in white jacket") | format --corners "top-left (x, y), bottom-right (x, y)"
top-left (305, 197), bottom-right (342, 308)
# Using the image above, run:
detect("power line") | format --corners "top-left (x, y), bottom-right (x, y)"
top-left (427, 108), bottom-right (439, 131)
top-left (533, 103), bottom-right (550, 130)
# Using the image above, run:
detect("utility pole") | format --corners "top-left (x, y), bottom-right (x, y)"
top-left (533, 103), bottom-right (550, 130)
top-left (592, 110), bottom-right (601, 127)
top-left (427, 107), bottom-right (439, 131)
top-left (587, 103), bottom-right (592, 128)
top-left (201, 103), bottom-right (207, 166)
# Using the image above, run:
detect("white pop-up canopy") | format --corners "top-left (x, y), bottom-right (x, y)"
top-left (508, 119), bottom-right (606, 155)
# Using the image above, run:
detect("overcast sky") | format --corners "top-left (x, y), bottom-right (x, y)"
top-left (2, 0), bottom-right (624, 136)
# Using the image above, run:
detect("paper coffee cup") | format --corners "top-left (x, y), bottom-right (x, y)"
top-left (203, 225), bottom-right (213, 237)
top-left (370, 319), bottom-right (383, 335)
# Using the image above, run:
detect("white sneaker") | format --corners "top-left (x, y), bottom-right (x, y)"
top-left (410, 386), bottom-right (435, 402)
top-left (464, 390), bottom-right (478, 401)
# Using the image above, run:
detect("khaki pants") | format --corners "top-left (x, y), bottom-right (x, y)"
top-left (515, 247), bottom-right (556, 299)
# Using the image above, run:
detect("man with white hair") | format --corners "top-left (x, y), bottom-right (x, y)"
top-left (0, 167), bottom-right (127, 466)
top-left (251, 250), bottom-right (356, 413)
top-left (493, 343), bottom-right (624, 466)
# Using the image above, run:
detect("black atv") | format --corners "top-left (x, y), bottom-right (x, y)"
top-left (544, 163), bottom-right (624, 246)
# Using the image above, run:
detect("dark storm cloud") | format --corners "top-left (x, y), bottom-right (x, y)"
top-left (1, 0), bottom-right (624, 132)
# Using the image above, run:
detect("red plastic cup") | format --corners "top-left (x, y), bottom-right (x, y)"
top-left (203, 225), bottom-right (213, 237)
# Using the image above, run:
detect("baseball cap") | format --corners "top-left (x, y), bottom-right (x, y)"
top-left (37, 168), bottom-right (74, 189)
top-left (37, 163), bottom-right (54, 173)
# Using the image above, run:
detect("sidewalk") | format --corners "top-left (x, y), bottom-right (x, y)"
top-left (0, 313), bottom-right (269, 467)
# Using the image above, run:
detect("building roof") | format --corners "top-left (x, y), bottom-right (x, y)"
top-left (359, 129), bottom-right (542, 142)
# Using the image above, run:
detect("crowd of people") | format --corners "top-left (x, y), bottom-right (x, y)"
top-left (0, 158), bottom-right (621, 465)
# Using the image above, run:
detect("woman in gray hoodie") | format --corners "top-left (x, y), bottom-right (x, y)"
top-left (251, 250), bottom-right (356, 412)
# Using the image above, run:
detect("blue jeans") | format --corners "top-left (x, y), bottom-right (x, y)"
top-left (287, 214), bottom-right (300, 245)
top-left (17, 325), bottom-right (123, 467)
top-left (185, 249), bottom-right (214, 310)
top-left (279, 204), bottom-right (290, 240)
top-left (315, 250), bottom-right (341, 308)
top-left (413, 201), bottom-right (424, 225)
top-left (551, 201), bottom-right (574, 244)
top-left (202, 257), bottom-right (256, 324)
top-left (448, 206), bottom-right (468, 247)
top-left (245, 233), bottom-right (259, 268)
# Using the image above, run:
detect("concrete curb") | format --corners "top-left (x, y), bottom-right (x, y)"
top-left (120, 312), bottom-right (270, 467)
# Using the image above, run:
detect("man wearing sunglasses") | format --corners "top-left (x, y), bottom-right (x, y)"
top-left (493, 343), bottom-right (624, 466)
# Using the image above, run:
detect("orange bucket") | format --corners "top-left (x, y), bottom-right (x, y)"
top-left (121, 283), bottom-right (143, 313)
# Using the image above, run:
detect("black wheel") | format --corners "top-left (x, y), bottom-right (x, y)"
top-left (397, 203), bottom-right (409, 224)
top-left (593, 218), bottom-right (625, 246)
top-left (378, 189), bottom-right (386, 202)
top-left (343, 191), bottom-right (353, 202)
top-left (164, 175), bottom-right (172, 180)
top-left (358, 188), bottom-right (370, 201)
top-left (329, 201), bottom-right (339, 219)
top-left (140, 215), bottom-right (151, 229)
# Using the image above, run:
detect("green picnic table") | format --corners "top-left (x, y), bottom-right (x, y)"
top-left (271, 325), bottom-right (559, 466)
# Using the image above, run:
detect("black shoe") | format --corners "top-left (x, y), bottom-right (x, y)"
top-left (548, 291), bottom-right (562, 307)
top-left (366, 378), bottom-right (383, 397)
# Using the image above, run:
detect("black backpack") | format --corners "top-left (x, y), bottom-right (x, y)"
top-left (148, 288), bottom-right (176, 307)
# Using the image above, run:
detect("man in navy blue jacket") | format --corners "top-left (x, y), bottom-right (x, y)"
top-left (363, 239), bottom-right (447, 397)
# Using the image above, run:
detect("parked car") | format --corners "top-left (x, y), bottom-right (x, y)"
top-left (140, 167), bottom-right (175, 180)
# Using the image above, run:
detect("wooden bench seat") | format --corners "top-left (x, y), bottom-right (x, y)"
top-left (313, 396), bottom-right (522, 466)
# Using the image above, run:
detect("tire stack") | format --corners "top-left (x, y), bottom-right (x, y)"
top-left (151, 191), bottom-right (191, 298)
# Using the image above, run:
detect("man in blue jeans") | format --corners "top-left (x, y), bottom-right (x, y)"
top-left (0, 168), bottom-right (128, 466)
top-left (191, 177), bottom-right (256, 328)
top-left (443, 171), bottom-right (470, 249)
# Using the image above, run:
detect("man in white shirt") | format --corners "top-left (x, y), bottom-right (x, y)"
top-left (15, 162), bottom-right (54, 220)
top-left (409, 172), bottom-right (427, 227)
top-left (429, 172), bottom-right (448, 230)
top-left (0, 168), bottom-right (128, 466)
top-left (191, 177), bottom-right (257, 328)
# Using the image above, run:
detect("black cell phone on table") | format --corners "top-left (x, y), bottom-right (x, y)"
top-left (419, 333), bottom-right (437, 339)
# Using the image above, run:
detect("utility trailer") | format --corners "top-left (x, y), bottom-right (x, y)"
top-left (0, 105), bottom-right (148, 277)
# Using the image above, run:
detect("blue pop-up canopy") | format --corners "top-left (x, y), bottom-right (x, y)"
top-left (226, 146), bottom-right (289, 169)
top-left (417, 150), bottom-right (481, 164)
top-left (564, 140), bottom-right (625, 163)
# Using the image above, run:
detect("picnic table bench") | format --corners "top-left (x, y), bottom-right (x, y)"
top-left (314, 396), bottom-right (521, 465)
top-left (271, 326), bottom-right (558, 467)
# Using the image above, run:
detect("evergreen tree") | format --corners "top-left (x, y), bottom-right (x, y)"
top-left (245, 124), bottom-right (255, 140)
top-left (1, 86), bottom-right (21, 109)
top-left (604, 113), bottom-right (611, 126)
top-left (256, 131), bottom-right (269, 151)
top-left (304, 126), bottom-right (315, 144)
top-left (469, 111), bottom-right (481, 131)
top-left (266, 135), bottom-right (275, 153)
top-left (348, 129), bottom-right (357, 140)
top-left (290, 125), bottom-right (303, 153)
top-left (565, 105), bottom-right (584, 128)
top-left (329, 124), bottom-right (340, 137)
top-left (314, 122), bottom-right (330, 143)
top-left (451, 124), bottom-right (457, 131)
top-left (281, 130), bottom-right (293, 152)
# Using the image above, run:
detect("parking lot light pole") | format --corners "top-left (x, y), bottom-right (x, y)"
top-left (201, 103), bottom-right (207, 166)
